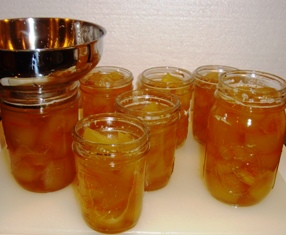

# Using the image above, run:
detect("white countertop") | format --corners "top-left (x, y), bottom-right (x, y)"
top-left (0, 122), bottom-right (286, 235)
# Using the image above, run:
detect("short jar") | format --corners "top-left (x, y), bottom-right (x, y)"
top-left (80, 66), bottom-right (133, 117)
top-left (72, 113), bottom-right (149, 233)
top-left (192, 65), bottom-right (238, 144)
top-left (115, 89), bottom-right (180, 191)
top-left (139, 66), bottom-right (193, 148)
top-left (0, 82), bottom-right (80, 192)
top-left (204, 70), bottom-right (286, 206)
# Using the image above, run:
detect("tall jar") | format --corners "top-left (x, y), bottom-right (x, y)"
top-left (139, 66), bottom-right (193, 148)
top-left (115, 90), bottom-right (180, 191)
top-left (192, 65), bottom-right (237, 144)
top-left (80, 66), bottom-right (133, 117)
top-left (72, 113), bottom-right (149, 233)
top-left (204, 70), bottom-right (286, 206)
top-left (0, 82), bottom-right (80, 192)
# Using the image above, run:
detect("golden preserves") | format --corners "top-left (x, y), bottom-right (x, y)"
top-left (192, 65), bottom-right (238, 144)
top-left (115, 90), bottom-right (180, 191)
top-left (72, 113), bottom-right (149, 233)
top-left (139, 66), bottom-right (193, 148)
top-left (80, 66), bottom-right (133, 117)
top-left (204, 70), bottom-right (286, 206)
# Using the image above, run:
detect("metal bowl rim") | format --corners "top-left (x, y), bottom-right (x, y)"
top-left (0, 17), bottom-right (107, 52)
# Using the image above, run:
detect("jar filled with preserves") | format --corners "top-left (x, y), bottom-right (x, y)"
top-left (72, 113), bottom-right (149, 233)
top-left (204, 70), bottom-right (286, 206)
top-left (0, 82), bottom-right (80, 192)
top-left (192, 65), bottom-right (238, 144)
top-left (80, 66), bottom-right (133, 117)
top-left (139, 66), bottom-right (193, 148)
top-left (115, 90), bottom-right (180, 191)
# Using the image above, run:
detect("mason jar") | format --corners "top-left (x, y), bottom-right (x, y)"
top-left (72, 113), bottom-right (149, 233)
top-left (0, 82), bottom-right (80, 192)
top-left (115, 89), bottom-right (180, 191)
top-left (204, 70), bottom-right (286, 206)
top-left (139, 66), bottom-right (193, 148)
top-left (192, 65), bottom-right (238, 144)
top-left (80, 66), bottom-right (133, 117)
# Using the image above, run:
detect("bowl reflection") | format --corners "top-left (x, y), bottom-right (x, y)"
top-left (0, 17), bottom-right (106, 86)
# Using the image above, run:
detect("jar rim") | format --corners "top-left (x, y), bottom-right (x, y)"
top-left (193, 64), bottom-right (238, 85)
top-left (72, 112), bottom-right (150, 161)
top-left (0, 81), bottom-right (80, 108)
top-left (80, 66), bottom-right (133, 88)
top-left (73, 113), bottom-right (149, 146)
top-left (115, 89), bottom-right (181, 118)
top-left (217, 69), bottom-right (286, 108)
top-left (141, 66), bottom-right (194, 87)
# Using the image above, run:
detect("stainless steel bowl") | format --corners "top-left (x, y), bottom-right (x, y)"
top-left (0, 17), bottom-right (106, 86)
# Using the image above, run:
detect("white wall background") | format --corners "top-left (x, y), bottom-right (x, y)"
top-left (1, 0), bottom-right (286, 81)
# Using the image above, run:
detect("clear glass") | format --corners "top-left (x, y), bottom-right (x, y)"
top-left (0, 82), bottom-right (80, 192)
top-left (192, 65), bottom-right (238, 144)
top-left (204, 70), bottom-right (286, 206)
top-left (80, 66), bottom-right (133, 117)
top-left (115, 89), bottom-right (180, 191)
top-left (72, 113), bottom-right (149, 233)
top-left (139, 66), bottom-right (193, 147)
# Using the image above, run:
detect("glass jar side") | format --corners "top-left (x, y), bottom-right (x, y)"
top-left (192, 65), bottom-right (238, 144)
top-left (72, 113), bottom-right (149, 233)
top-left (0, 82), bottom-right (80, 192)
top-left (80, 66), bottom-right (134, 117)
top-left (115, 89), bottom-right (180, 191)
top-left (204, 70), bottom-right (286, 206)
top-left (139, 66), bottom-right (193, 147)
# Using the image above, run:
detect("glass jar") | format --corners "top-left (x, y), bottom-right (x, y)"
top-left (72, 113), bottom-right (149, 233)
top-left (80, 66), bottom-right (133, 117)
top-left (139, 66), bottom-right (194, 148)
top-left (192, 65), bottom-right (238, 144)
top-left (204, 70), bottom-right (286, 206)
top-left (115, 90), bottom-right (180, 191)
top-left (0, 82), bottom-right (80, 192)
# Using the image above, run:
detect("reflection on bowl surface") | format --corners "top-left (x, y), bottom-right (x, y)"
top-left (0, 17), bottom-right (106, 86)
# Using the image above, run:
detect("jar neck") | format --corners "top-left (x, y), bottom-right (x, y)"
top-left (0, 81), bottom-right (80, 108)
top-left (216, 70), bottom-right (286, 109)
top-left (80, 66), bottom-right (134, 88)
top-left (72, 113), bottom-right (150, 162)
top-left (141, 66), bottom-right (193, 89)
top-left (115, 90), bottom-right (181, 125)
top-left (194, 65), bottom-right (238, 89)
